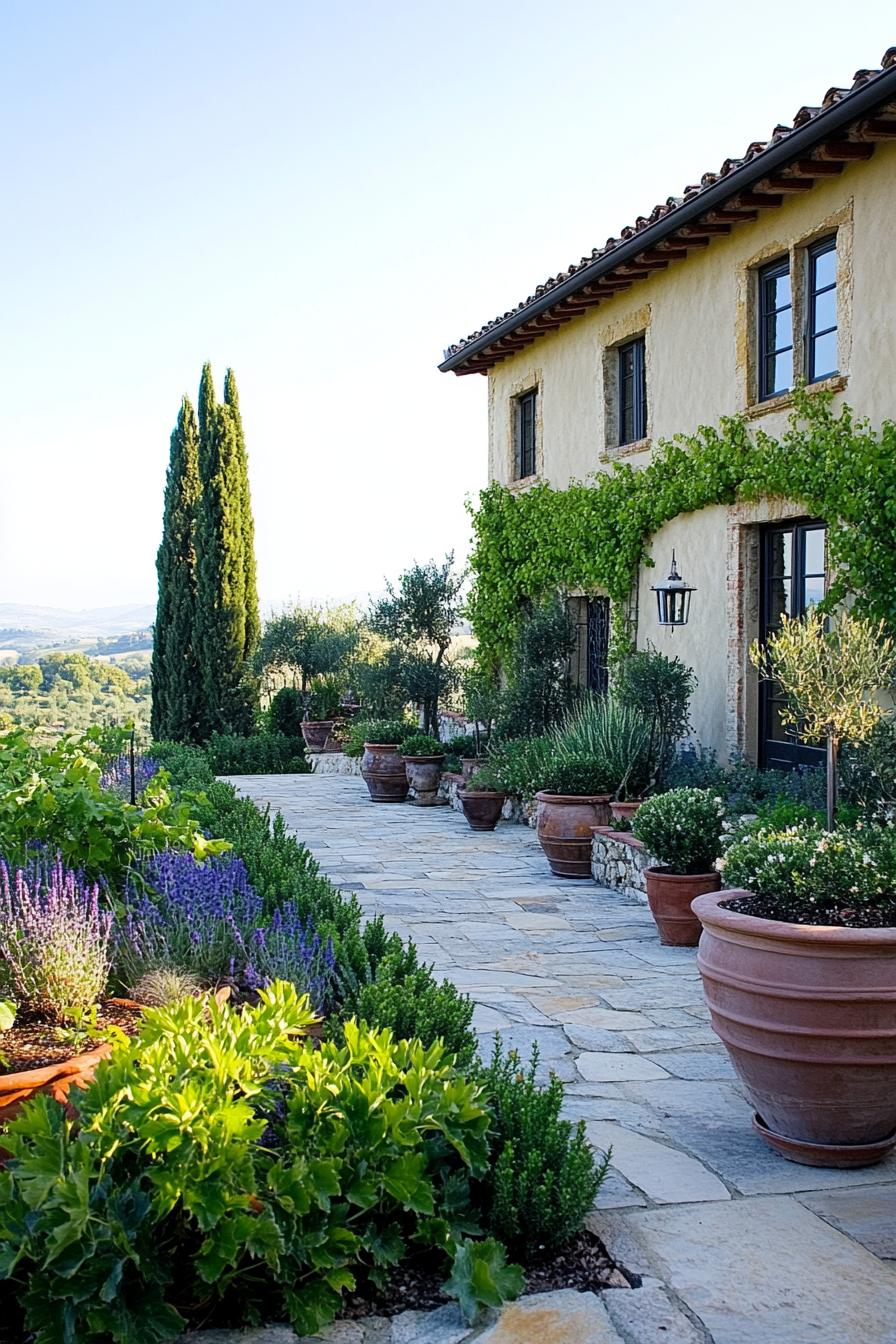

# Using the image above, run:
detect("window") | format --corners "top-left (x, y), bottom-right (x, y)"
top-left (514, 389), bottom-right (537, 479)
top-left (758, 520), bottom-right (827, 770)
top-left (566, 596), bottom-right (610, 694)
top-left (758, 257), bottom-right (793, 401)
top-left (807, 236), bottom-right (837, 383)
top-left (618, 336), bottom-right (647, 445)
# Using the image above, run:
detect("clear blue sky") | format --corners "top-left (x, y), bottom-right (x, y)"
top-left (3, 2), bottom-right (893, 612)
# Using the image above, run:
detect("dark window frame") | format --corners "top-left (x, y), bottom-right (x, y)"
top-left (514, 388), bottom-right (537, 479)
top-left (806, 234), bottom-right (838, 383)
top-left (758, 518), bottom-right (827, 770)
top-left (757, 256), bottom-right (793, 402)
top-left (618, 336), bottom-right (647, 446)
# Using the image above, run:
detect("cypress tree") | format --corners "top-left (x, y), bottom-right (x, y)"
top-left (151, 397), bottom-right (202, 741)
top-left (223, 368), bottom-right (260, 661)
top-left (195, 384), bottom-right (253, 738)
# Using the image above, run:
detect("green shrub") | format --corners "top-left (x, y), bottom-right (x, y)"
top-left (401, 733), bottom-right (444, 757)
top-left (465, 766), bottom-right (503, 792)
top-left (496, 598), bottom-right (577, 740)
top-left (150, 739), bottom-right (216, 790)
top-left (841, 714), bottom-right (896, 817)
top-left (483, 735), bottom-right (553, 798)
top-left (203, 731), bottom-right (309, 775)
top-left (615, 646), bottom-right (696, 788)
top-left (750, 797), bottom-right (825, 831)
top-left (269, 686), bottom-right (305, 738)
top-left (342, 943), bottom-right (477, 1070)
top-left (632, 788), bottom-right (726, 874)
top-left (534, 754), bottom-right (611, 797)
top-left (0, 983), bottom-right (514, 1340)
top-left (720, 823), bottom-right (896, 920)
top-left (0, 729), bottom-right (224, 884)
top-left (549, 697), bottom-right (654, 801)
top-left (477, 1041), bottom-right (608, 1262)
top-left (343, 717), bottom-right (416, 757)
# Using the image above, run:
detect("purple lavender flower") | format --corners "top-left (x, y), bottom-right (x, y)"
top-left (100, 753), bottom-right (160, 800)
top-left (0, 855), bottom-right (112, 1021)
top-left (117, 852), bottom-right (332, 1010)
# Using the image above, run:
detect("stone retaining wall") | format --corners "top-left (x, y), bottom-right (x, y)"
top-left (591, 828), bottom-right (654, 903)
top-left (309, 752), bottom-right (362, 776)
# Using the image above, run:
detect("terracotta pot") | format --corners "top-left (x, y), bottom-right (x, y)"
top-left (404, 755), bottom-right (445, 806)
top-left (301, 721), bottom-right (334, 753)
top-left (535, 792), bottom-right (612, 878)
top-left (693, 889), bottom-right (896, 1167)
top-left (461, 757), bottom-right (486, 783)
top-left (361, 743), bottom-right (409, 802)
top-left (609, 800), bottom-right (643, 824)
top-left (460, 789), bottom-right (506, 831)
top-left (645, 867), bottom-right (721, 947)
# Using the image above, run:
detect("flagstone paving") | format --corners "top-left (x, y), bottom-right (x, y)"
top-left (228, 774), bottom-right (896, 1344)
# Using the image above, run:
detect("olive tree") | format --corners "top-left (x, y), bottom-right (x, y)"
top-left (751, 609), bottom-right (896, 829)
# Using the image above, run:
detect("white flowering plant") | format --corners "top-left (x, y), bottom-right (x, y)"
top-left (720, 823), bottom-right (896, 919)
top-left (632, 788), bottom-right (726, 874)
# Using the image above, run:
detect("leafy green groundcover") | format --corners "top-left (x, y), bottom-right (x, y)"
top-left (0, 984), bottom-right (521, 1343)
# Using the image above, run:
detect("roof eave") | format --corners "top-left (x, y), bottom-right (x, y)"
top-left (438, 64), bottom-right (896, 374)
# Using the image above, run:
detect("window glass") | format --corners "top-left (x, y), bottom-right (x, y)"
top-left (758, 259), bottom-right (792, 400)
top-left (803, 528), bottom-right (825, 575)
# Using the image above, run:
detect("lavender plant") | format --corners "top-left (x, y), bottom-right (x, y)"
top-left (116, 851), bottom-right (333, 1009)
top-left (0, 856), bottom-right (112, 1022)
top-left (99, 752), bottom-right (160, 799)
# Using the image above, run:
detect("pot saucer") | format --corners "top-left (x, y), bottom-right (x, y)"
top-left (753, 1113), bottom-right (896, 1168)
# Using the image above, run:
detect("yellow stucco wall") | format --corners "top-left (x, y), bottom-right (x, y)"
top-left (484, 143), bottom-right (896, 760)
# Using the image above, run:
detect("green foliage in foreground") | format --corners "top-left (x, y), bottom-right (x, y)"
top-left (0, 983), bottom-right (519, 1342)
top-left (0, 730), bottom-right (225, 883)
top-left (477, 1041), bottom-right (608, 1262)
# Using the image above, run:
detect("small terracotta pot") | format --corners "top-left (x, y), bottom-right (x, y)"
top-left (361, 743), bottom-right (409, 802)
top-left (644, 867), bottom-right (720, 946)
top-left (301, 721), bottom-right (334, 753)
top-left (404, 755), bottom-right (445, 806)
top-left (460, 789), bottom-right (506, 831)
top-left (535, 792), bottom-right (612, 878)
top-left (693, 889), bottom-right (896, 1167)
top-left (609, 800), bottom-right (643, 825)
top-left (461, 757), bottom-right (486, 783)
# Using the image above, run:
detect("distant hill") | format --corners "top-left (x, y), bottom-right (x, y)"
top-left (0, 605), bottom-right (155, 658)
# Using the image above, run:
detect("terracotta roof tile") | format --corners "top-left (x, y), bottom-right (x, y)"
top-left (443, 50), bottom-right (896, 364)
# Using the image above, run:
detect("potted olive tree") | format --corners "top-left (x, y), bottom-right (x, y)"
top-left (632, 788), bottom-right (725, 945)
top-left (400, 732), bottom-right (445, 806)
top-left (694, 610), bottom-right (896, 1167)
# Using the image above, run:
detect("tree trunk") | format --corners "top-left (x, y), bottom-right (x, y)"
top-left (826, 735), bottom-right (839, 831)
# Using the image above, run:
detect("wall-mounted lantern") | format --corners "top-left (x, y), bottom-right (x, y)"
top-left (651, 550), bottom-right (695, 628)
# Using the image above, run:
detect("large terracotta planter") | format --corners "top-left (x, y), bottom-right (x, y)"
top-left (404, 755), bottom-right (445, 806)
top-left (301, 721), bottom-right (335, 753)
top-left (609, 800), bottom-right (643, 825)
top-left (0, 1042), bottom-right (114, 1126)
top-left (535, 792), bottom-right (612, 878)
top-left (361, 743), bottom-right (409, 802)
top-left (460, 789), bottom-right (506, 831)
top-left (693, 889), bottom-right (896, 1167)
top-left (645, 867), bottom-right (721, 947)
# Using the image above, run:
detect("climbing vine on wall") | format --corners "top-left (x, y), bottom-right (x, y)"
top-left (466, 390), bottom-right (896, 668)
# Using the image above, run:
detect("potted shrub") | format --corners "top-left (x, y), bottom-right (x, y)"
top-left (359, 719), bottom-right (414, 802)
top-left (534, 757), bottom-right (613, 878)
top-left (631, 788), bottom-right (725, 945)
top-left (696, 823), bottom-right (896, 1166)
top-left (401, 732), bottom-right (446, 806)
top-left (459, 765), bottom-right (507, 831)
top-left (301, 675), bottom-right (343, 754)
top-left (693, 611), bottom-right (896, 1167)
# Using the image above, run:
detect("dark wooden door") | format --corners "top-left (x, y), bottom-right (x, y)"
top-left (758, 520), bottom-right (827, 770)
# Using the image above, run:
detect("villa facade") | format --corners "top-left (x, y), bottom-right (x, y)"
top-left (440, 50), bottom-right (896, 767)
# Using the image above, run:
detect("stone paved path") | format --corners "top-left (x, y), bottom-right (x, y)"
top-left (230, 774), bottom-right (896, 1344)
